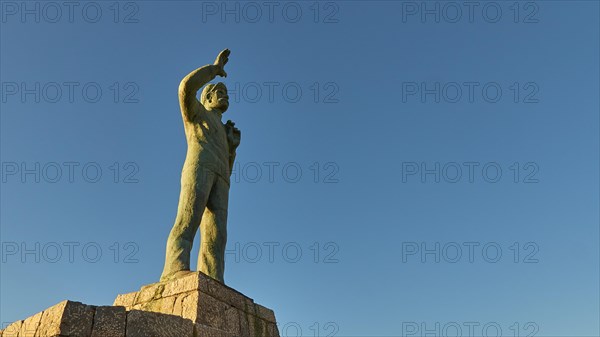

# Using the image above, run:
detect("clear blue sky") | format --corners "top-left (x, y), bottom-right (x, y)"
top-left (1, 1), bottom-right (599, 336)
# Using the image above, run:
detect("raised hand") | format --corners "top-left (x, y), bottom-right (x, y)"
top-left (213, 49), bottom-right (230, 78)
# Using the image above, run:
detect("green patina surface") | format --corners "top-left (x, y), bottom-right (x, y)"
top-left (161, 49), bottom-right (239, 285)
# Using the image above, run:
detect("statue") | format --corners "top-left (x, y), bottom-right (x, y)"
top-left (161, 49), bottom-right (240, 283)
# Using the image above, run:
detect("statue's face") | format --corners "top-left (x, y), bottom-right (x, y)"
top-left (205, 87), bottom-right (229, 113)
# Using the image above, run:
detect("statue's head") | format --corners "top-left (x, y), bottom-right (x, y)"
top-left (201, 82), bottom-right (229, 113)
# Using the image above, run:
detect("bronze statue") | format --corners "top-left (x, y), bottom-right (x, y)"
top-left (161, 49), bottom-right (240, 283)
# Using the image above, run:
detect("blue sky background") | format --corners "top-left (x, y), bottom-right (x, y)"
top-left (1, 1), bottom-right (599, 336)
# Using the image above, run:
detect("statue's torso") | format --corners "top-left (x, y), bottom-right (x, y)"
top-left (182, 107), bottom-right (230, 183)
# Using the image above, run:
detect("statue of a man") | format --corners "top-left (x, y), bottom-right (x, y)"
top-left (161, 49), bottom-right (240, 283)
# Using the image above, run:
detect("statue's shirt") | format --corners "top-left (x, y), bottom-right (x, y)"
top-left (182, 108), bottom-right (230, 185)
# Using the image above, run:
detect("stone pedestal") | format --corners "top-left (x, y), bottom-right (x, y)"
top-left (0, 272), bottom-right (279, 337)
top-left (114, 272), bottom-right (279, 337)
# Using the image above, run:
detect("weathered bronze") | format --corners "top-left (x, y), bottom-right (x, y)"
top-left (161, 49), bottom-right (239, 283)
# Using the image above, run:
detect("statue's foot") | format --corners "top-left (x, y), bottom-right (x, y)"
top-left (160, 270), bottom-right (194, 283)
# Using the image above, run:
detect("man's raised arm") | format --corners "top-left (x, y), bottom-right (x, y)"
top-left (179, 49), bottom-right (230, 122)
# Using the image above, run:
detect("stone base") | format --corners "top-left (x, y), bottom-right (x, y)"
top-left (1, 272), bottom-right (279, 337)
top-left (114, 272), bottom-right (279, 337)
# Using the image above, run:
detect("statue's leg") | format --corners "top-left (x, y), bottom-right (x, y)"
top-left (198, 176), bottom-right (229, 283)
top-left (161, 168), bottom-right (215, 282)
